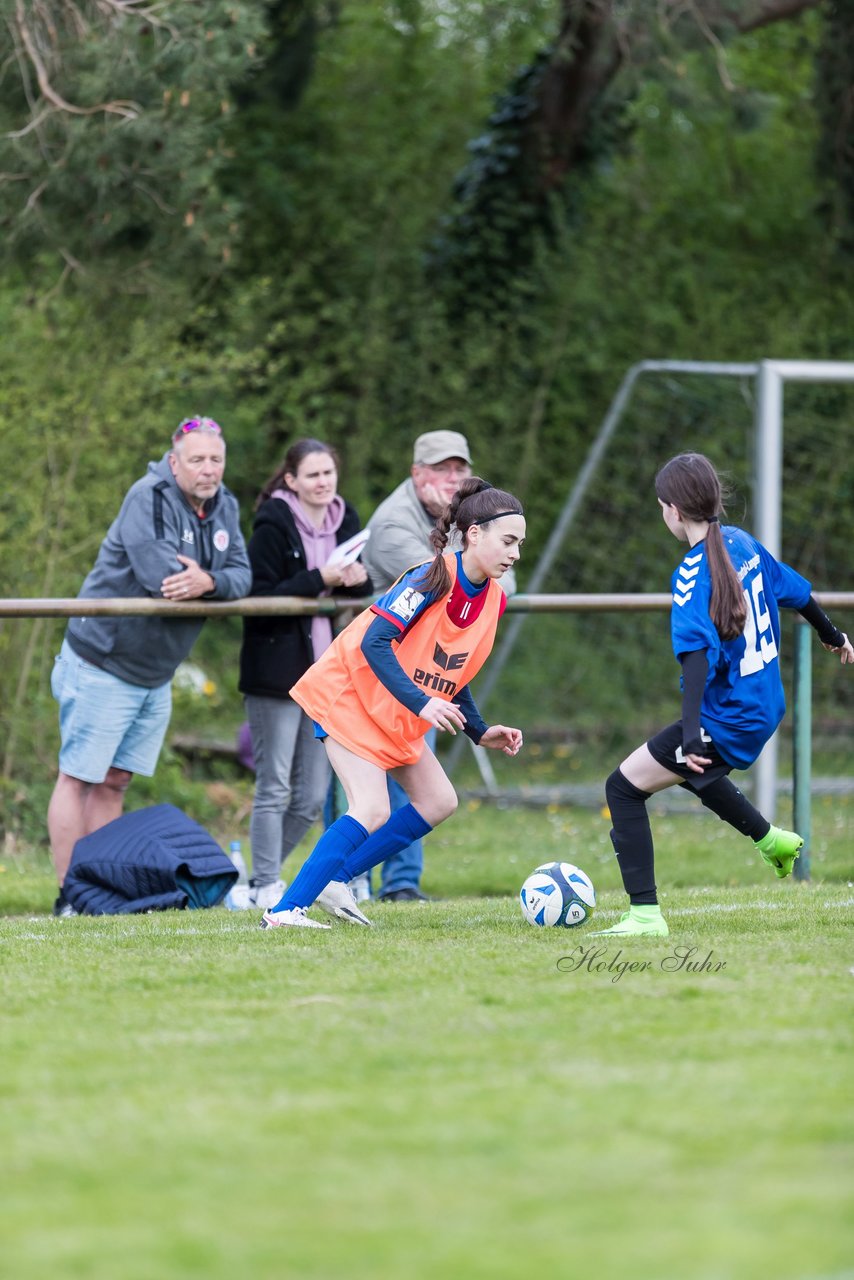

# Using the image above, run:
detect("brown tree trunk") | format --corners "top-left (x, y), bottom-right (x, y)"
top-left (526, 0), bottom-right (824, 199)
top-left (533, 1), bottom-right (622, 192)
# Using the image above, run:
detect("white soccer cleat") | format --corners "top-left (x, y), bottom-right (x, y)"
top-left (260, 907), bottom-right (330, 930)
top-left (315, 879), bottom-right (373, 926)
top-left (251, 879), bottom-right (287, 911)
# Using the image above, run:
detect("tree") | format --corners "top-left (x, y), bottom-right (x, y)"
top-left (0, 0), bottom-right (268, 291)
top-left (814, 0), bottom-right (854, 248)
top-left (429, 0), bottom-right (827, 302)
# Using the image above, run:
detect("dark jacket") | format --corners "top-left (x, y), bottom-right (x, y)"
top-left (66, 453), bottom-right (251, 688)
top-left (63, 804), bottom-right (238, 915)
top-left (238, 497), bottom-right (372, 699)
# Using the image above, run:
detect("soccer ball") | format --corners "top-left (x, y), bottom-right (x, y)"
top-left (519, 862), bottom-right (595, 929)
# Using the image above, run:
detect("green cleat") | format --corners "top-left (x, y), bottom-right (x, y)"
top-left (755, 825), bottom-right (803, 879)
top-left (590, 905), bottom-right (669, 938)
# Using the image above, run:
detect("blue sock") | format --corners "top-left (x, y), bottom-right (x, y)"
top-left (275, 815), bottom-right (369, 912)
top-left (336, 804), bottom-right (433, 882)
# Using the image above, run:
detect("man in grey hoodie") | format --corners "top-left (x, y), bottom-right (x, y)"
top-left (47, 417), bottom-right (251, 912)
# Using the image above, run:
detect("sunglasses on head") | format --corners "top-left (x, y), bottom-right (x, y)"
top-left (172, 416), bottom-right (223, 443)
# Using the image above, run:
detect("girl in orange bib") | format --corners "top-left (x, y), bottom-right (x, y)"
top-left (260, 478), bottom-right (526, 929)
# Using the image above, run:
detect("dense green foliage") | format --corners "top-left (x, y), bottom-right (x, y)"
top-left (0, 0), bottom-right (271, 286)
top-left (1, 2), bottom-right (852, 844)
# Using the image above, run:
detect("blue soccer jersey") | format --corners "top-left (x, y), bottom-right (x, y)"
top-left (669, 525), bottom-right (811, 769)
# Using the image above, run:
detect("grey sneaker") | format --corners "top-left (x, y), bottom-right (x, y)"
top-left (349, 873), bottom-right (371, 902)
top-left (224, 883), bottom-right (253, 911)
top-left (250, 879), bottom-right (287, 911)
top-left (52, 891), bottom-right (79, 918)
top-left (260, 907), bottom-right (330, 930)
top-left (315, 879), bottom-right (373, 926)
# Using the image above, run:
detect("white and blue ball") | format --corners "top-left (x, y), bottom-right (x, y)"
top-left (519, 862), bottom-right (595, 929)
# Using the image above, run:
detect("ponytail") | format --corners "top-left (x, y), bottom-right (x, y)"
top-left (416, 477), bottom-right (523, 596)
top-left (655, 453), bottom-right (746, 641)
top-left (705, 524), bottom-right (747, 640)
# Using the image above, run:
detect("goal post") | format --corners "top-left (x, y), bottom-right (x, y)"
top-left (752, 360), bottom-right (854, 826)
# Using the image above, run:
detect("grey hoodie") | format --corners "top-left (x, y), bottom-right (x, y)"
top-left (66, 453), bottom-right (251, 687)
top-left (361, 476), bottom-right (517, 595)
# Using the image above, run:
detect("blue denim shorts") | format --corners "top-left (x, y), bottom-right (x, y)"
top-left (51, 639), bottom-right (172, 782)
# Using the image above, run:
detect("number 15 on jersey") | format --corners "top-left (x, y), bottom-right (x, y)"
top-left (740, 571), bottom-right (778, 676)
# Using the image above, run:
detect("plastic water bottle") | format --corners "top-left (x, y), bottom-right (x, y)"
top-left (229, 840), bottom-right (248, 883)
top-left (225, 840), bottom-right (252, 910)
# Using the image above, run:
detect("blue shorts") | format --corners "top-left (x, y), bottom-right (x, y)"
top-left (51, 639), bottom-right (172, 783)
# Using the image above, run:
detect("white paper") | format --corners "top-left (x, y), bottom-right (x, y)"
top-left (325, 527), bottom-right (371, 568)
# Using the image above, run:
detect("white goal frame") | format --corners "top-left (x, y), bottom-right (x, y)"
top-left (752, 360), bottom-right (854, 815)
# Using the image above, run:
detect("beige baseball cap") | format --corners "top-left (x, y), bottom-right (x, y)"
top-left (412, 430), bottom-right (472, 466)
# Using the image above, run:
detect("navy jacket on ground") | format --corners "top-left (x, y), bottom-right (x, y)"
top-left (64, 804), bottom-right (237, 915)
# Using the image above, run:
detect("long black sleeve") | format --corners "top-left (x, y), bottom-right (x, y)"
top-left (797, 596), bottom-right (846, 648)
top-left (456, 685), bottom-right (488, 745)
top-left (680, 649), bottom-right (709, 757)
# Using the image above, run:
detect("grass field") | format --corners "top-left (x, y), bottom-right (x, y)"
top-left (1, 800), bottom-right (852, 1280)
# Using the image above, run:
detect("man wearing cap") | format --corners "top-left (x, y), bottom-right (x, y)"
top-left (361, 430), bottom-right (476, 593)
top-left (47, 417), bottom-right (251, 915)
top-left (359, 430), bottom-right (515, 902)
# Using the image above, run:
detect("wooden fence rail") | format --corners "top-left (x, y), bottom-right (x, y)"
top-left (1, 592), bottom-right (852, 618)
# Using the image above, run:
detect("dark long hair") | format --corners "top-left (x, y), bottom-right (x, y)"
top-left (417, 477), bottom-right (524, 596)
top-left (655, 452), bottom-right (746, 641)
top-left (255, 438), bottom-right (340, 511)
